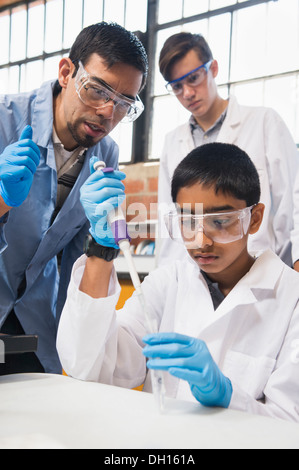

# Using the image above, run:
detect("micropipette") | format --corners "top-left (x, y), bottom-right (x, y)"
top-left (94, 161), bottom-right (166, 412)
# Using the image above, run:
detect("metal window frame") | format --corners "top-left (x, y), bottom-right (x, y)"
top-left (0, 0), bottom-right (296, 164)
top-left (144, 0), bottom-right (298, 162)
top-left (0, 0), bottom-right (147, 164)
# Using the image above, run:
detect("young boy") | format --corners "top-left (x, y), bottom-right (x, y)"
top-left (57, 143), bottom-right (299, 422)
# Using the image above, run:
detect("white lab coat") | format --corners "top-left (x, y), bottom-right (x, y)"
top-left (158, 96), bottom-right (299, 267)
top-left (57, 249), bottom-right (299, 423)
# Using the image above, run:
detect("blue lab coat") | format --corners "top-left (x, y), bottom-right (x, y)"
top-left (0, 80), bottom-right (119, 373)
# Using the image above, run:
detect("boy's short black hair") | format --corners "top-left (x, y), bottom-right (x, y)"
top-left (171, 143), bottom-right (261, 207)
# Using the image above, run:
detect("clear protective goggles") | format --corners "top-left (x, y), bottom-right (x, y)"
top-left (164, 205), bottom-right (254, 248)
top-left (75, 61), bottom-right (144, 123)
top-left (166, 60), bottom-right (213, 96)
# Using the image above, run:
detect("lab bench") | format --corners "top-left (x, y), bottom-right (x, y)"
top-left (0, 373), bottom-right (298, 449)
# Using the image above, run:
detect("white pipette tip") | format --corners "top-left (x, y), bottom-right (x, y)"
top-left (93, 160), bottom-right (106, 171)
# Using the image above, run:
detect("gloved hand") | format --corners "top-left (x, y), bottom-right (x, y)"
top-left (80, 156), bottom-right (126, 249)
top-left (0, 125), bottom-right (40, 207)
top-left (143, 332), bottom-right (233, 408)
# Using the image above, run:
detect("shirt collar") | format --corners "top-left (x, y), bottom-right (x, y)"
top-left (31, 80), bottom-right (56, 149)
top-left (189, 106), bottom-right (228, 133)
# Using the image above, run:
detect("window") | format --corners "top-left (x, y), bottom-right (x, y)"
top-left (0, 0), bottom-right (298, 162)
top-left (0, 0), bottom-right (148, 163)
top-left (148, 0), bottom-right (299, 159)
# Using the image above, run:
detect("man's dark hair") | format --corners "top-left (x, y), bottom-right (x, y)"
top-left (171, 143), bottom-right (261, 207)
top-left (159, 32), bottom-right (213, 82)
top-left (54, 22), bottom-right (148, 95)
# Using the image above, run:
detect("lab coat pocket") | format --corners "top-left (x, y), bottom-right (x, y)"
top-left (222, 351), bottom-right (276, 400)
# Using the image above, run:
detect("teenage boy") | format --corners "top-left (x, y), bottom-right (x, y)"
top-left (57, 143), bottom-right (299, 423)
top-left (157, 32), bottom-right (299, 271)
top-left (0, 22), bottom-right (148, 374)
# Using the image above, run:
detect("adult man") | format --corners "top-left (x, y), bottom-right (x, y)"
top-left (0, 22), bottom-right (148, 374)
top-left (157, 32), bottom-right (299, 271)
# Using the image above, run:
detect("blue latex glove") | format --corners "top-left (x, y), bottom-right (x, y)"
top-left (143, 332), bottom-right (233, 408)
top-left (0, 126), bottom-right (40, 207)
top-left (80, 156), bottom-right (126, 249)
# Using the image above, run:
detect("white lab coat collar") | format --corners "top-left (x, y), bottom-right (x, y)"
top-left (217, 96), bottom-right (242, 143)
top-left (223, 96), bottom-right (241, 127)
top-left (239, 248), bottom-right (283, 291)
top-left (186, 247), bottom-right (281, 291)
top-left (203, 250), bottom-right (283, 327)
top-left (184, 249), bottom-right (283, 333)
top-left (175, 95), bottom-right (242, 156)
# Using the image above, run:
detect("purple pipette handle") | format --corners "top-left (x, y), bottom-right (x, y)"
top-left (110, 219), bottom-right (130, 244)
top-left (102, 168), bottom-right (115, 173)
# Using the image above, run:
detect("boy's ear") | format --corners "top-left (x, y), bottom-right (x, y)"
top-left (248, 203), bottom-right (265, 235)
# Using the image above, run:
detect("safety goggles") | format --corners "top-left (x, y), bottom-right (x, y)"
top-left (164, 205), bottom-right (254, 248)
top-left (165, 60), bottom-right (213, 96)
top-left (75, 61), bottom-right (144, 123)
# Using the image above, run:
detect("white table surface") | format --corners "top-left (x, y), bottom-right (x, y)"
top-left (0, 373), bottom-right (298, 449)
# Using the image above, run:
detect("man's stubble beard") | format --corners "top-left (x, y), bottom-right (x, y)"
top-left (67, 120), bottom-right (103, 149)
